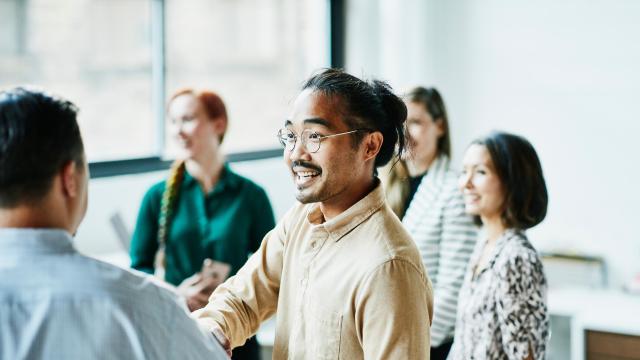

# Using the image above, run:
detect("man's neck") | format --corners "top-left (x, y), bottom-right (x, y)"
top-left (0, 205), bottom-right (67, 230)
top-left (319, 177), bottom-right (377, 221)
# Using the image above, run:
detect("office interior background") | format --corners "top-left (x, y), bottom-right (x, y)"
top-left (1, 0), bottom-right (639, 359)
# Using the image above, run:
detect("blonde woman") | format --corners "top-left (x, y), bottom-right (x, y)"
top-left (383, 87), bottom-right (477, 359)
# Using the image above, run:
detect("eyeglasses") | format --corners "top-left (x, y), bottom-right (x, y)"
top-left (276, 128), bottom-right (365, 153)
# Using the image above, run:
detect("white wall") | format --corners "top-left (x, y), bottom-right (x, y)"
top-left (346, 0), bottom-right (640, 287)
top-left (75, 156), bottom-right (295, 256)
top-left (77, 1), bottom-right (640, 287)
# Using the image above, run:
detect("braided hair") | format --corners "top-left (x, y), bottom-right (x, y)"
top-left (154, 88), bottom-right (228, 276)
top-left (154, 160), bottom-right (186, 273)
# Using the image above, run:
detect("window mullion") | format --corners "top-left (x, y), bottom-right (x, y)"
top-left (151, 0), bottom-right (167, 157)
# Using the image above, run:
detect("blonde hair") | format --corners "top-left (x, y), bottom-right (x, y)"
top-left (154, 160), bottom-right (186, 276)
top-left (383, 86), bottom-right (452, 219)
top-left (381, 159), bottom-right (411, 219)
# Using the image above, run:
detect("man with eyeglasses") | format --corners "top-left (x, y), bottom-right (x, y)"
top-left (195, 69), bottom-right (434, 359)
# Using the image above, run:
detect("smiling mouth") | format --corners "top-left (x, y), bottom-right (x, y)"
top-left (293, 169), bottom-right (321, 187)
top-left (464, 194), bottom-right (480, 203)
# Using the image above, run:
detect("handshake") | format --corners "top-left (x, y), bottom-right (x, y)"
top-left (178, 259), bottom-right (231, 312)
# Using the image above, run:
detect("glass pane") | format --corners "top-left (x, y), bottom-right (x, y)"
top-left (165, 0), bottom-right (329, 155)
top-left (0, 0), bottom-right (153, 161)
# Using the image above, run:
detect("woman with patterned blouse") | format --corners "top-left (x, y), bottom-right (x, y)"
top-left (449, 131), bottom-right (549, 360)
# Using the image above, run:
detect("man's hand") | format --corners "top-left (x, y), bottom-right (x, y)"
top-left (210, 323), bottom-right (232, 358)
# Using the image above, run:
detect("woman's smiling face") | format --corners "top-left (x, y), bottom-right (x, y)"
top-left (459, 144), bottom-right (505, 220)
top-left (168, 94), bottom-right (221, 160)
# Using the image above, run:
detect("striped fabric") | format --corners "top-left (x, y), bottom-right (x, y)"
top-left (402, 155), bottom-right (478, 347)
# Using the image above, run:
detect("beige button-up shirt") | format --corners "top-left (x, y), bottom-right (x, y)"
top-left (195, 182), bottom-right (433, 359)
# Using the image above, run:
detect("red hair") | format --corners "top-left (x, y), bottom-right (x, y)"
top-left (168, 88), bottom-right (228, 142)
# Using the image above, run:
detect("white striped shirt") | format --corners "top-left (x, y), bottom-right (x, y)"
top-left (402, 156), bottom-right (478, 347)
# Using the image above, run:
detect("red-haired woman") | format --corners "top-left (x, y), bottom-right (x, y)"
top-left (130, 89), bottom-right (274, 360)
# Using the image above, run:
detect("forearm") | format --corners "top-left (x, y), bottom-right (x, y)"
top-left (194, 228), bottom-right (282, 348)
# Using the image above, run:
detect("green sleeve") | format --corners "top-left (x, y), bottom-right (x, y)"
top-left (249, 186), bottom-right (276, 253)
top-left (129, 182), bottom-right (163, 274)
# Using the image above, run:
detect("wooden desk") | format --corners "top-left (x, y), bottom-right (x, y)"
top-left (549, 288), bottom-right (640, 360)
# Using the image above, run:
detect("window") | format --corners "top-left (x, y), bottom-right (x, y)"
top-left (164, 0), bottom-right (329, 155)
top-left (0, 0), bottom-right (330, 163)
top-left (0, 0), bottom-right (154, 161)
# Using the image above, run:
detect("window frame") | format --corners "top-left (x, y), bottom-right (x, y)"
top-left (88, 0), bottom-right (345, 178)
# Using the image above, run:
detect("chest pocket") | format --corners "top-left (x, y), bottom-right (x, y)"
top-left (307, 304), bottom-right (343, 359)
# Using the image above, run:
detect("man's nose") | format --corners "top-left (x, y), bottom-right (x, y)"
top-left (288, 138), bottom-right (310, 162)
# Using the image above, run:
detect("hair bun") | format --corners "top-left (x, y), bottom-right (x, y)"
top-left (371, 80), bottom-right (407, 161)
top-left (371, 80), bottom-right (407, 128)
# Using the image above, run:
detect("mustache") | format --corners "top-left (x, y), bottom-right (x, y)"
top-left (291, 160), bottom-right (322, 172)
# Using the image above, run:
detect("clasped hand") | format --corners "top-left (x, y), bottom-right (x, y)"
top-left (177, 259), bottom-right (230, 311)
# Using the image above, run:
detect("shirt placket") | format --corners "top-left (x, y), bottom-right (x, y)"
top-left (290, 226), bottom-right (329, 359)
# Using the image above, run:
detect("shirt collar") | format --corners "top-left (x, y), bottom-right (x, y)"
top-left (474, 228), bottom-right (523, 276)
top-left (0, 228), bottom-right (75, 258)
top-left (306, 179), bottom-right (386, 242)
top-left (183, 163), bottom-right (241, 194)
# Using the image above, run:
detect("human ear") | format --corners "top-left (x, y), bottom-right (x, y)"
top-left (363, 131), bottom-right (383, 162)
top-left (61, 161), bottom-right (78, 198)
top-left (434, 118), bottom-right (445, 137)
top-left (212, 116), bottom-right (228, 137)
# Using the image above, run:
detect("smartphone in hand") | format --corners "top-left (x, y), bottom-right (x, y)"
top-left (201, 259), bottom-right (231, 282)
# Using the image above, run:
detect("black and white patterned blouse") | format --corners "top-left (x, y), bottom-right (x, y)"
top-left (448, 229), bottom-right (549, 360)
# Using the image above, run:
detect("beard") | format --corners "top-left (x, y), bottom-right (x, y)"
top-left (292, 166), bottom-right (344, 205)
top-left (290, 150), bottom-right (357, 205)
top-left (296, 184), bottom-right (326, 203)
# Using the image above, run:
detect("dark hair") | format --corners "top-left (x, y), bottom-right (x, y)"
top-left (406, 86), bottom-right (451, 158)
top-left (302, 68), bottom-right (407, 168)
top-left (471, 131), bottom-right (548, 229)
top-left (0, 87), bottom-right (84, 207)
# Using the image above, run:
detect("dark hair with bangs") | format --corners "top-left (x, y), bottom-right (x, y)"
top-left (302, 68), bottom-right (407, 169)
top-left (471, 131), bottom-right (548, 229)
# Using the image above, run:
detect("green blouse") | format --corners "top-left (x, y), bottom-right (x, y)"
top-left (130, 164), bottom-right (276, 286)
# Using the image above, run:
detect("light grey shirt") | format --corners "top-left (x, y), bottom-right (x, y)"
top-left (0, 228), bottom-right (227, 360)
